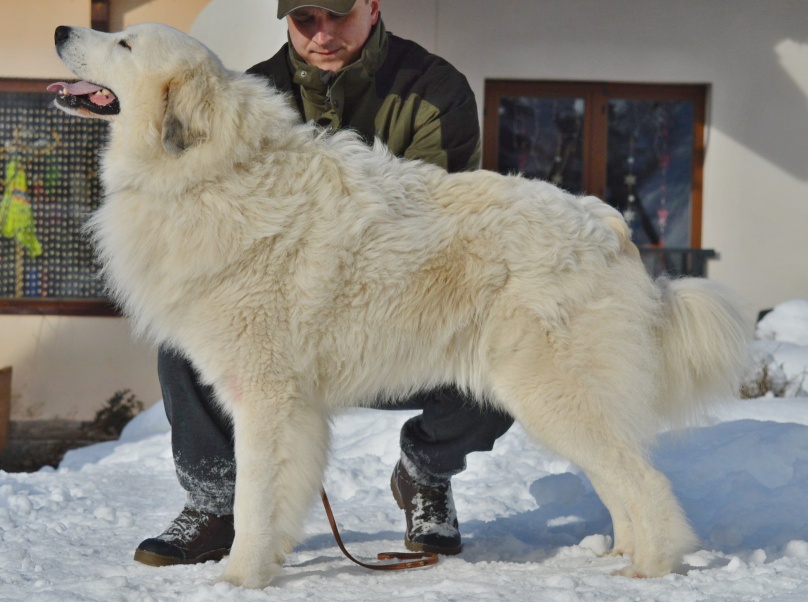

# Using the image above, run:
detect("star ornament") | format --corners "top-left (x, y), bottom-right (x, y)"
top-left (657, 207), bottom-right (669, 229)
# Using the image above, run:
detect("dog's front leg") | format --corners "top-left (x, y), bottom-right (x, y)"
top-left (217, 388), bottom-right (330, 589)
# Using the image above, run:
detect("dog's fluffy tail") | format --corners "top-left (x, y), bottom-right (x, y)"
top-left (656, 277), bottom-right (752, 426)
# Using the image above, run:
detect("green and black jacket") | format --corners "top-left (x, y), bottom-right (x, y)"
top-left (247, 18), bottom-right (480, 173)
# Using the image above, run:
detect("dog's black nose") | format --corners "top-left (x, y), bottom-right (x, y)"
top-left (55, 26), bottom-right (71, 47)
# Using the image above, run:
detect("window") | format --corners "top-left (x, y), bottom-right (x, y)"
top-left (0, 79), bottom-right (116, 315)
top-left (483, 81), bottom-right (711, 275)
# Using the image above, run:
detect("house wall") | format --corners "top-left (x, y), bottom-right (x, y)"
top-left (2, 0), bottom-right (807, 419)
top-left (0, 0), bottom-right (208, 420)
top-left (379, 0), bottom-right (808, 312)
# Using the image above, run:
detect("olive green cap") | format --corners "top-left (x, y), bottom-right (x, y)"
top-left (277, 0), bottom-right (358, 18)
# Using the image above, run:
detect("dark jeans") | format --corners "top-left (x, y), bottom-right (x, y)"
top-left (158, 346), bottom-right (514, 515)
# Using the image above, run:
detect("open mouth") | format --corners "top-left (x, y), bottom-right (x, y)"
top-left (48, 80), bottom-right (120, 116)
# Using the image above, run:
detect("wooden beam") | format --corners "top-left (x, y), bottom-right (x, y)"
top-left (91, 0), bottom-right (111, 32)
top-left (0, 367), bottom-right (11, 453)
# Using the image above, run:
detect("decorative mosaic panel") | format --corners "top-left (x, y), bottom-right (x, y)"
top-left (0, 83), bottom-right (109, 308)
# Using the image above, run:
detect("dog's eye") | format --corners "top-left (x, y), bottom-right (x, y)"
top-left (118, 39), bottom-right (132, 50)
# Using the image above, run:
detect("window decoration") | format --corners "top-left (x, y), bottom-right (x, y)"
top-left (606, 98), bottom-right (696, 248)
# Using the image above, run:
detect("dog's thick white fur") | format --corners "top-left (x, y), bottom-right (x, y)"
top-left (53, 23), bottom-right (751, 588)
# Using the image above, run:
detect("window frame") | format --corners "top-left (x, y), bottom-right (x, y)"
top-left (483, 80), bottom-right (707, 248)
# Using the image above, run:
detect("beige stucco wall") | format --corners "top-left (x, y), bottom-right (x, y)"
top-left (1, 0), bottom-right (807, 419)
top-left (112, 0), bottom-right (209, 31)
top-left (0, 0), bottom-right (88, 79)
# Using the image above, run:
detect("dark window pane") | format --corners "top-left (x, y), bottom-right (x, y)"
top-left (496, 96), bottom-right (585, 194)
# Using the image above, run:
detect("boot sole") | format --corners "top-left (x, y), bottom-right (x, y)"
top-left (390, 470), bottom-right (463, 556)
top-left (133, 546), bottom-right (230, 567)
top-left (403, 534), bottom-right (462, 556)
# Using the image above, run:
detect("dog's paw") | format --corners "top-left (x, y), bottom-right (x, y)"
top-left (603, 545), bottom-right (634, 558)
top-left (594, 535), bottom-right (633, 559)
top-left (216, 563), bottom-right (280, 589)
top-left (611, 560), bottom-right (673, 579)
top-left (612, 564), bottom-right (648, 578)
top-left (215, 572), bottom-right (275, 589)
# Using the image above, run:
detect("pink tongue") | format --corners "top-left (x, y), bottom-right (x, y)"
top-left (48, 80), bottom-right (103, 95)
top-left (48, 81), bottom-right (116, 107)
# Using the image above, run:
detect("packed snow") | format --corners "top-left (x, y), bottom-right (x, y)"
top-left (2, 300), bottom-right (808, 601)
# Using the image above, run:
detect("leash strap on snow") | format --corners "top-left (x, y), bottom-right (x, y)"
top-left (321, 489), bottom-right (439, 571)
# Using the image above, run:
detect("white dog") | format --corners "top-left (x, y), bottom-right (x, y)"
top-left (51, 23), bottom-right (750, 588)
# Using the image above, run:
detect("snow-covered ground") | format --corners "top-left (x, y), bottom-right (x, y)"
top-left (2, 300), bottom-right (808, 601)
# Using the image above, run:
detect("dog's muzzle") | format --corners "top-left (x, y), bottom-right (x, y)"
top-left (51, 26), bottom-right (121, 117)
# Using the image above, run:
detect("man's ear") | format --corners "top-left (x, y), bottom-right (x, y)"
top-left (161, 68), bottom-right (213, 155)
top-left (370, 0), bottom-right (381, 24)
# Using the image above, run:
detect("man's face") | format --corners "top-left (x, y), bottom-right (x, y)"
top-left (287, 0), bottom-right (380, 71)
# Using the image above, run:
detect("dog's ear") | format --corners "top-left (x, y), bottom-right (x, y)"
top-left (161, 68), bottom-right (214, 155)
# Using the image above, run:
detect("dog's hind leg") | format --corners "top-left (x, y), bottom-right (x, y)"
top-left (589, 448), bottom-right (696, 577)
top-left (504, 393), bottom-right (696, 577)
top-left (586, 473), bottom-right (634, 558)
top-left (218, 386), bottom-right (330, 589)
top-left (488, 317), bottom-right (697, 577)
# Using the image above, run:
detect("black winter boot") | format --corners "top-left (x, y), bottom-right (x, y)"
top-left (390, 460), bottom-right (462, 555)
top-left (134, 507), bottom-right (234, 566)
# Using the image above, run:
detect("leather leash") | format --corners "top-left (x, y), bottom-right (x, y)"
top-left (321, 489), bottom-right (439, 571)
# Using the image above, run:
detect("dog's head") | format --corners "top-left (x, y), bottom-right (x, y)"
top-left (51, 23), bottom-right (224, 155)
